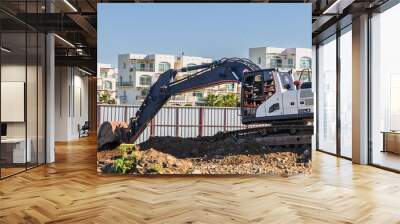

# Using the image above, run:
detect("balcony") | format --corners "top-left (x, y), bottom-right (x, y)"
top-left (116, 81), bottom-right (134, 87)
top-left (136, 95), bottom-right (146, 101)
top-left (135, 68), bottom-right (154, 72)
top-left (119, 95), bottom-right (128, 101)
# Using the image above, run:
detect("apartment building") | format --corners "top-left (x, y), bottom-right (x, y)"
top-left (117, 53), bottom-right (238, 105)
top-left (249, 47), bottom-right (312, 79)
top-left (97, 63), bottom-right (117, 103)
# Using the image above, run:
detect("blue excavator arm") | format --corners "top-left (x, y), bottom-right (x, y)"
top-left (97, 58), bottom-right (260, 150)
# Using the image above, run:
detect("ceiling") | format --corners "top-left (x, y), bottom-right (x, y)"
top-left (0, 0), bottom-right (393, 75)
top-left (311, 0), bottom-right (390, 43)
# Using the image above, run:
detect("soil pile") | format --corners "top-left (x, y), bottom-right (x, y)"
top-left (139, 136), bottom-right (310, 160)
top-left (97, 135), bottom-right (311, 176)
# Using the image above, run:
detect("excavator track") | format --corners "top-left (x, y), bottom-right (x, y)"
top-left (205, 123), bottom-right (313, 150)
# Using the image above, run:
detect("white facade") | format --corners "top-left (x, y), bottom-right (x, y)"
top-left (117, 53), bottom-right (237, 106)
top-left (249, 47), bottom-right (312, 79)
top-left (97, 63), bottom-right (117, 103)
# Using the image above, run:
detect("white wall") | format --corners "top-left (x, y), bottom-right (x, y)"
top-left (54, 67), bottom-right (89, 141)
top-left (249, 47), bottom-right (267, 68)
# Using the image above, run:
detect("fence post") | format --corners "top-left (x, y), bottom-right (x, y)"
top-left (223, 108), bottom-right (227, 132)
top-left (150, 119), bottom-right (155, 136)
top-left (124, 106), bottom-right (128, 123)
top-left (175, 107), bottom-right (179, 137)
top-left (198, 107), bottom-right (203, 137)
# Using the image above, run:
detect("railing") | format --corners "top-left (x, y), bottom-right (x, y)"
top-left (133, 68), bottom-right (154, 72)
top-left (97, 104), bottom-right (262, 144)
top-left (116, 81), bottom-right (134, 87)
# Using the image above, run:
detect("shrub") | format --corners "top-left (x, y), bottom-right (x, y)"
top-left (146, 164), bottom-right (163, 174)
top-left (114, 157), bottom-right (135, 174)
top-left (114, 145), bottom-right (138, 174)
top-left (117, 144), bottom-right (135, 155)
top-left (205, 93), bottom-right (239, 107)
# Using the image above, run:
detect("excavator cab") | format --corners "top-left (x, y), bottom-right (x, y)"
top-left (241, 69), bottom-right (313, 124)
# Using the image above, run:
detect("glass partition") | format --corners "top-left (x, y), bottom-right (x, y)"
top-left (38, 32), bottom-right (46, 165)
top-left (339, 26), bottom-right (352, 158)
top-left (1, 30), bottom-right (28, 177)
top-left (0, 1), bottom-right (46, 179)
top-left (27, 30), bottom-right (38, 169)
top-left (317, 35), bottom-right (337, 154)
top-left (370, 3), bottom-right (400, 171)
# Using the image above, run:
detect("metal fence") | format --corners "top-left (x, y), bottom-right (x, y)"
top-left (97, 104), bottom-right (261, 144)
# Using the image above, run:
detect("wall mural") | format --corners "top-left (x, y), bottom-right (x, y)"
top-left (97, 3), bottom-right (313, 176)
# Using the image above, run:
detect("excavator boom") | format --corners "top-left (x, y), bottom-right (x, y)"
top-left (98, 58), bottom-right (260, 150)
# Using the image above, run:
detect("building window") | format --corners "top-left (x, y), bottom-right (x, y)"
top-left (193, 91), bottom-right (203, 97)
top-left (226, 83), bottom-right (235, 91)
top-left (258, 57), bottom-right (261, 64)
top-left (158, 62), bottom-right (171, 73)
top-left (141, 88), bottom-right (149, 96)
top-left (104, 81), bottom-right (112, 90)
top-left (139, 75), bottom-right (152, 86)
top-left (288, 58), bottom-right (294, 67)
top-left (100, 69), bottom-right (107, 78)
top-left (300, 57), bottom-right (311, 69)
top-left (270, 56), bottom-right (282, 68)
top-left (123, 62), bottom-right (126, 69)
top-left (149, 63), bottom-right (154, 71)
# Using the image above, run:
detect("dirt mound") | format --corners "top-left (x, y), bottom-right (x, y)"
top-left (136, 149), bottom-right (193, 174)
top-left (98, 134), bottom-right (312, 176)
top-left (139, 136), bottom-right (310, 161)
top-left (97, 147), bottom-right (193, 174)
top-left (191, 152), bottom-right (311, 175)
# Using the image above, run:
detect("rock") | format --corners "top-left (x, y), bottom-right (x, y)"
top-left (101, 163), bottom-right (114, 173)
top-left (214, 155), bottom-right (223, 160)
top-left (192, 169), bottom-right (201, 174)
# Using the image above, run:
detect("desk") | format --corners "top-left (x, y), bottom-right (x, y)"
top-left (382, 131), bottom-right (400, 154)
top-left (1, 138), bottom-right (31, 163)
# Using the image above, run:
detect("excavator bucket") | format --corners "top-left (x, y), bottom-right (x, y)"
top-left (97, 121), bottom-right (130, 151)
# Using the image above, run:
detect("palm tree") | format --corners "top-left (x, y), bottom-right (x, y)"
top-left (205, 93), bottom-right (239, 107)
top-left (99, 92), bottom-right (111, 104)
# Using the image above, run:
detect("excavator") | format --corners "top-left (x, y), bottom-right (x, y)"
top-left (98, 58), bottom-right (313, 150)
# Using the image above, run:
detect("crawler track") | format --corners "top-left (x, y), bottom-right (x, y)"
top-left (208, 123), bottom-right (314, 150)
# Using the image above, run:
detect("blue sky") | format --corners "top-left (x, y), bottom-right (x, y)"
top-left (98, 3), bottom-right (311, 67)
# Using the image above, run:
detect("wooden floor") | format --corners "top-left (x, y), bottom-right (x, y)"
top-left (373, 151), bottom-right (400, 171)
top-left (1, 136), bottom-right (400, 223)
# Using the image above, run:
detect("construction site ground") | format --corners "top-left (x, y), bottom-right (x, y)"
top-left (97, 135), bottom-right (312, 176)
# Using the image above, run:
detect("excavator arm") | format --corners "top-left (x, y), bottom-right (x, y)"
top-left (98, 58), bottom-right (260, 150)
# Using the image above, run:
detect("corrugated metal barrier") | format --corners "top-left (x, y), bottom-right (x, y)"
top-left (98, 104), bottom-right (262, 144)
